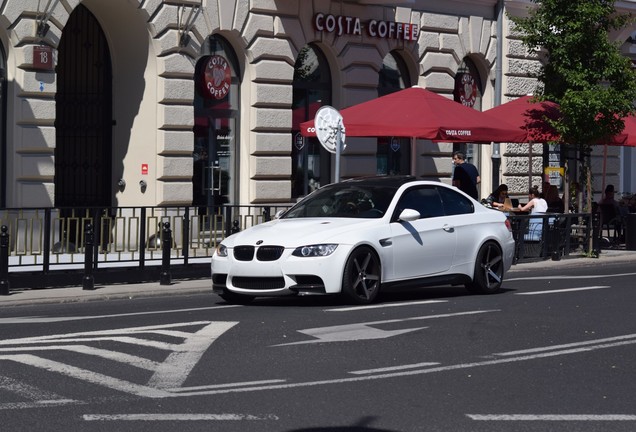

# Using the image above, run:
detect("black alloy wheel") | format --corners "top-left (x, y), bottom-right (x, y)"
top-left (341, 246), bottom-right (381, 304)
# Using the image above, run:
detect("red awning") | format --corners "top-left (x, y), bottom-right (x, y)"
top-left (483, 95), bottom-right (561, 143)
top-left (299, 86), bottom-right (528, 143)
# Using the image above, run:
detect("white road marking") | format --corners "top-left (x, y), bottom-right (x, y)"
top-left (148, 321), bottom-right (236, 389)
top-left (506, 272), bottom-right (636, 282)
top-left (176, 334), bottom-right (636, 397)
top-left (277, 323), bottom-right (428, 345)
top-left (493, 333), bottom-right (636, 356)
top-left (0, 345), bottom-right (160, 370)
top-left (0, 399), bottom-right (81, 410)
top-left (0, 321), bottom-right (226, 345)
top-left (0, 354), bottom-right (171, 398)
top-left (0, 305), bottom-right (240, 324)
top-left (169, 380), bottom-right (287, 393)
top-left (350, 362), bottom-right (440, 375)
top-left (83, 413), bottom-right (279, 421)
top-left (275, 310), bottom-right (499, 346)
top-left (0, 321), bottom-right (237, 393)
top-left (326, 300), bottom-right (447, 312)
top-left (515, 286), bottom-right (610, 295)
top-left (468, 414), bottom-right (636, 421)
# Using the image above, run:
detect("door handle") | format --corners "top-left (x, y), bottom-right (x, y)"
top-left (443, 224), bottom-right (454, 232)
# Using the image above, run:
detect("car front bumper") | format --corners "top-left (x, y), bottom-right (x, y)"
top-left (211, 244), bottom-right (354, 296)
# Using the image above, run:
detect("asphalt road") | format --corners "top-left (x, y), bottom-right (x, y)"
top-left (0, 257), bottom-right (635, 431)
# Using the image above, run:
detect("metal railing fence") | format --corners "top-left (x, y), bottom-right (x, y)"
top-left (0, 205), bottom-right (290, 273)
top-left (507, 212), bottom-right (594, 262)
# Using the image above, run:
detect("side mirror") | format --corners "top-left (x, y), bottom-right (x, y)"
top-left (398, 208), bottom-right (420, 221)
top-left (274, 210), bottom-right (285, 219)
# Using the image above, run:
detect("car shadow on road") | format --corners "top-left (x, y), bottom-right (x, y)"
top-left (286, 416), bottom-right (397, 431)
top-left (214, 285), bottom-right (513, 308)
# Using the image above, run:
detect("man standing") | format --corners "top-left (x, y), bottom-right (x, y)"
top-left (452, 151), bottom-right (480, 200)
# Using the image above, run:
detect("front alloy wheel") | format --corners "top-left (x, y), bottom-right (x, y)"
top-left (341, 246), bottom-right (381, 304)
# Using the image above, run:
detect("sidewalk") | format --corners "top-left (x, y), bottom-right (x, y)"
top-left (1, 249), bottom-right (635, 306)
top-left (0, 277), bottom-right (213, 307)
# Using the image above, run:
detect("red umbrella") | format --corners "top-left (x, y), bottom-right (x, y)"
top-left (483, 95), bottom-right (562, 191)
top-left (484, 95), bottom-right (636, 147)
top-left (483, 95), bottom-right (561, 143)
top-left (299, 86), bottom-right (528, 143)
top-left (608, 114), bottom-right (636, 146)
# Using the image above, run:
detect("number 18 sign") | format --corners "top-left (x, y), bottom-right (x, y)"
top-left (33, 46), bottom-right (54, 71)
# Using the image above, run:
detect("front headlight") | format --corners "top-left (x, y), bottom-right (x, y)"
top-left (215, 244), bottom-right (228, 257)
top-left (292, 244), bottom-right (338, 257)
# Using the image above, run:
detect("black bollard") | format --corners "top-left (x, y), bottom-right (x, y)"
top-left (591, 211), bottom-right (601, 257)
top-left (550, 217), bottom-right (561, 261)
top-left (83, 222), bottom-right (95, 290)
top-left (160, 222), bottom-right (172, 285)
top-left (0, 225), bottom-right (10, 295)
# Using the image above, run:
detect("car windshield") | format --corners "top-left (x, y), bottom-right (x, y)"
top-left (282, 184), bottom-right (396, 219)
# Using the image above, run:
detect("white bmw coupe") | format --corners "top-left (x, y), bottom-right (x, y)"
top-left (211, 176), bottom-right (515, 304)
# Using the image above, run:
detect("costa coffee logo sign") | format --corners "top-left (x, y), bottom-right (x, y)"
top-left (314, 13), bottom-right (419, 41)
top-left (456, 73), bottom-right (477, 108)
top-left (201, 55), bottom-right (231, 100)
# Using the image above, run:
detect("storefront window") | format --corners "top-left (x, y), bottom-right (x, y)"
top-left (377, 52), bottom-right (411, 175)
top-left (193, 35), bottom-right (240, 209)
top-left (292, 45), bottom-right (332, 198)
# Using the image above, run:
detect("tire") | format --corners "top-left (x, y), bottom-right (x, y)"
top-left (341, 246), bottom-right (381, 304)
top-left (465, 241), bottom-right (504, 294)
top-left (219, 288), bottom-right (255, 305)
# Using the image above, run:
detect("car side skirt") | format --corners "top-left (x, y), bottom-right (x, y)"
top-left (382, 273), bottom-right (471, 291)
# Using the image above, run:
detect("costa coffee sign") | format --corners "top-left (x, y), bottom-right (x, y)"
top-left (314, 13), bottom-right (419, 41)
top-left (455, 73), bottom-right (477, 108)
top-left (199, 55), bottom-right (231, 100)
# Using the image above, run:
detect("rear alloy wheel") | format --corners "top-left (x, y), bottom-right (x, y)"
top-left (341, 246), bottom-right (381, 304)
top-left (466, 242), bottom-right (504, 294)
top-left (219, 288), bottom-right (255, 305)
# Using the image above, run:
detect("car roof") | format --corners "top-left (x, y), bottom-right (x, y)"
top-left (336, 175), bottom-right (417, 188)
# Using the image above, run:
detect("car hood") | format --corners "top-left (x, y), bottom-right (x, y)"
top-left (222, 218), bottom-right (379, 247)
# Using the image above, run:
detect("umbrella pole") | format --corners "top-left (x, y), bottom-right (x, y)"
top-left (563, 160), bottom-right (569, 212)
top-left (528, 142), bottom-right (534, 191)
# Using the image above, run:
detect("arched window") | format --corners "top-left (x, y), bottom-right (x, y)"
top-left (291, 44), bottom-right (332, 198)
top-left (193, 35), bottom-right (240, 209)
top-left (378, 51), bottom-right (410, 97)
top-left (453, 58), bottom-right (484, 171)
top-left (377, 51), bottom-right (411, 175)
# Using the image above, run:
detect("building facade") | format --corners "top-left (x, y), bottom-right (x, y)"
top-left (1, 0), bottom-right (635, 211)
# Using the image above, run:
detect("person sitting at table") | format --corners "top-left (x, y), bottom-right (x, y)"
top-left (545, 184), bottom-right (564, 213)
top-left (599, 184), bottom-right (620, 210)
top-left (519, 186), bottom-right (548, 213)
top-left (598, 184), bottom-right (625, 242)
top-left (485, 184), bottom-right (509, 209)
top-left (519, 186), bottom-right (548, 241)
